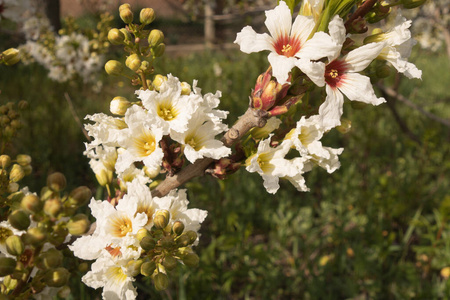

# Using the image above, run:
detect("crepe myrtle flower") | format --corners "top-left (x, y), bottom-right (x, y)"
top-left (234, 0), bottom-right (339, 84)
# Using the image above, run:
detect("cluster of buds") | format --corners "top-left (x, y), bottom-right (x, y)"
top-left (135, 210), bottom-right (200, 291)
top-left (0, 172), bottom-right (92, 298)
top-left (105, 4), bottom-right (165, 90)
top-left (0, 154), bottom-right (32, 204)
top-left (0, 101), bottom-right (27, 147)
top-left (0, 48), bottom-right (20, 66)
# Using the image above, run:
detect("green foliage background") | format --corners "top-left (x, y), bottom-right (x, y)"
top-left (1, 20), bottom-right (449, 300)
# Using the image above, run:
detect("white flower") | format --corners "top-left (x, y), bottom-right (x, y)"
top-left (312, 16), bottom-right (386, 130)
top-left (234, 0), bottom-right (339, 84)
top-left (0, 0), bottom-right (29, 22)
top-left (85, 113), bottom-right (127, 148)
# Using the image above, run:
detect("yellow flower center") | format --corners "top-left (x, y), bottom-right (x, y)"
top-left (281, 44), bottom-right (293, 54)
top-left (329, 69), bottom-right (339, 79)
top-left (133, 130), bottom-right (157, 157)
top-left (109, 215), bottom-right (132, 237)
top-left (157, 101), bottom-right (178, 121)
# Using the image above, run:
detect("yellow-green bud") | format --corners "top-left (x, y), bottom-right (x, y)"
top-left (126, 259), bottom-right (143, 277)
top-left (140, 261), bottom-right (156, 277)
top-left (0, 115), bottom-right (10, 125)
top-left (95, 169), bottom-right (113, 186)
top-left (3, 275), bottom-right (18, 290)
top-left (8, 210), bottom-right (30, 231)
top-left (180, 82), bottom-right (191, 95)
top-left (43, 198), bottom-right (62, 217)
top-left (176, 233), bottom-right (192, 247)
top-left (20, 194), bottom-right (42, 213)
top-left (108, 28), bottom-right (125, 45)
top-left (22, 165), bottom-right (32, 176)
top-left (105, 60), bottom-right (124, 76)
top-left (41, 249), bottom-right (63, 269)
top-left (153, 272), bottom-right (169, 291)
top-left (24, 227), bottom-right (46, 246)
top-left (0, 257), bottom-right (16, 276)
top-left (160, 236), bottom-right (175, 248)
top-left (18, 100), bottom-right (28, 110)
top-left (125, 54), bottom-right (141, 72)
top-left (143, 165), bottom-right (160, 178)
top-left (7, 182), bottom-right (19, 193)
top-left (152, 74), bottom-right (167, 91)
top-left (45, 267), bottom-right (70, 287)
top-left (136, 228), bottom-right (151, 242)
top-left (120, 28), bottom-right (132, 42)
top-left (110, 96), bottom-right (132, 115)
top-left (140, 236), bottom-right (156, 251)
top-left (0, 154), bottom-right (11, 168)
top-left (2, 48), bottom-right (20, 66)
top-left (9, 164), bottom-right (25, 182)
top-left (154, 210), bottom-right (170, 229)
top-left (182, 253), bottom-right (199, 268)
top-left (162, 256), bottom-right (178, 271)
top-left (67, 214), bottom-right (90, 235)
top-left (402, 0), bottom-right (427, 8)
top-left (119, 5), bottom-right (134, 24)
top-left (336, 119), bottom-right (352, 134)
top-left (78, 262), bottom-right (89, 273)
top-left (40, 186), bottom-right (55, 201)
top-left (47, 172), bottom-right (66, 192)
top-left (16, 154), bottom-right (31, 166)
top-left (68, 186), bottom-right (92, 207)
top-left (186, 230), bottom-right (198, 244)
top-left (140, 8), bottom-right (155, 25)
top-left (152, 43), bottom-right (165, 58)
top-left (5, 235), bottom-right (24, 256)
top-left (148, 29), bottom-right (164, 47)
top-left (172, 221), bottom-right (184, 236)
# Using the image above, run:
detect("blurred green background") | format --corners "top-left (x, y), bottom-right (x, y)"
top-left (1, 7), bottom-right (450, 300)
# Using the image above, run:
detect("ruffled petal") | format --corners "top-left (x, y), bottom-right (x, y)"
top-left (234, 26), bottom-right (274, 54)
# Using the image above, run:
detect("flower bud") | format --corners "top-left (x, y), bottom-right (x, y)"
top-left (148, 29), bottom-right (164, 47)
top-left (441, 267), bottom-right (450, 279)
top-left (152, 74), bottom-right (167, 91)
top-left (2, 48), bottom-right (20, 66)
top-left (45, 267), bottom-right (70, 287)
top-left (67, 214), bottom-right (90, 235)
top-left (172, 221), bottom-right (184, 236)
top-left (182, 253), bottom-right (199, 268)
top-left (140, 8), bottom-right (155, 25)
top-left (336, 118), bottom-right (352, 134)
top-left (8, 210), bottom-right (30, 231)
top-left (252, 68), bottom-right (289, 110)
top-left (126, 259), bottom-right (143, 277)
top-left (153, 272), bottom-right (169, 291)
top-left (160, 235), bottom-right (175, 248)
top-left (110, 96), bottom-right (132, 115)
top-left (125, 54), bottom-right (141, 72)
top-left (22, 165), bottom-right (32, 176)
top-left (9, 164), bottom-right (25, 182)
top-left (24, 227), bottom-right (46, 246)
top-left (21, 194), bottom-right (42, 213)
top-left (152, 43), bottom-right (165, 58)
top-left (5, 235), bottom-right (24, 256)
top-left (105, 60), bottom-right (124, 76)
top-left (47, 172), bottom-right (66, 192)
top-left (140, 261), bottom-right (156, 277)
top-left (120, 28), bottom-right (132, 42)
top-left (0, 257), bottom-right (16, 276)
top-left (154, 210), bottom-right (170, 229)
top-left (108, 28), bottom-right (126, 45)
top-left (0, 154), bottom-right (11, 168)
top-left (176, 233), bottom-right (192, 248)
top-left (17, 100), bottom-right (28, 110)
top-left (143, 165), bottom-right (160, 178)
top-left (43, 198), bottom-right (62, 217)
top-left (68, 186), bottom-right (92, 207)
top-left (162, 256), bottom-right (178, 271)
top-left (15, 154), bottom-right (31, 166)
top-left (119, 4), bottom-right (134, 24)
top-left (7, 182), bottom-right (19, 193)
top-left (3, 275), bottom-right (18, 290)
top-left (180, 82), bottom-right (191, 95)
top-left (402, 0), bottom-right (427, 9)
top-left (186, 230), bottom-right (198, 244)
top-left (95, 169), bottom-right (113, 186)
top-left (135, 229), bottom-right (150, 242)
top-left (140, 236), bottom-right (156, 251)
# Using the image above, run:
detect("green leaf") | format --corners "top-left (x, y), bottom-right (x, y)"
top-left (278, 0), bottom-right (302, 14)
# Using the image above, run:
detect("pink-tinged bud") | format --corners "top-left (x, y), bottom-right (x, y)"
top-left (252, 68), bottom-right (290, 111)
top-left (347, 16), bottom-right (367, 34)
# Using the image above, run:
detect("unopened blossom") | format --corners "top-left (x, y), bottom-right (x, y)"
top-left (234, 0), bottom-right (338, 84)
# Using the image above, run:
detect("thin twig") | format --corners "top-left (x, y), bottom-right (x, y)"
top-left (64, 92), bottom-right (91, 142)
top-left (344, 0), bottom-right (378, 29)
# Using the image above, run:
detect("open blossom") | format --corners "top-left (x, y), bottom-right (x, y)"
top-left (234, 0), bottom-right (338, 84)
top-left (304, 16), bottom-right (386, 130)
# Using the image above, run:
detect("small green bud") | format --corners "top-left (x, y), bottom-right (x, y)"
top-left (140, 8), bottom-right (155, 25)
top-left (47, 172), bottom-right (66, 192)
top-left (24, 227), bottom-right (46, 246)
top-left (119, 4), bottom-right (134, 24)
top-left (180, 82), bottom-right (191, 95)
top-left (162, 256), bottom-right (178, 271)
top-left (105, 60), bottom-right (124, 76)
top-left (107, 28), bottom-right (125, 45)
top-left (140, 236), bottom-right (156, 251)
top-left (110, 96), bottom-right (132, 115)
top-left (152, 74), bottom-right (167, 91)
top-left (41, 249), bottom-right (63, 269)
top-left (67, 214), bottom-right (91, 236)
top-left (153, 272), bottom-right (169, 291)
top-left (43, 198), bottom-right (62, 218)
top-left (18, 100), bottom-right (28, 110)
top-left (7, 182), bottom-right (19, 193)
top-left (9, 164), bottom-right (25, 182)
top-left (186, 230), bottom-right (198, 244)
top-left (176, 233), bottom-right (192, 247)
top-left (3, 275), bottom-right (18, 290)
top-left (160, 236), bottom-right (175, 248)
top-left (336, 118), bottom-right (352, 134)
top-left (2, 48), bottom-right (20, 66)
top-left (78, 262), bottom-right (89, 273)
top-left (8, 210), bottom-right (30, 231)
top-left (22, 164), bottom-right (32, 176)
top-left (154, 210), bottom-right (170, 229)
top-left (0, 115), bottom-right (10, 125)
top-left (152, 43), bottom-right (165, 58)
top-left (136, 228), bottom-right (151, 242)
top-left (182, 253), bottom-right (199, 268)
top-left (125, 54), bottom-right (141, 72)
top-left (140, 261), bottom-right (156, 277)
top-left (68, 186), bottom-right (92, 207)
top-left (5, 235), bottom-right (24, 256)
top-left (148, 29), bottom-right (164, 47)
top-left (0, 257), bottom-right (16, 276)
top-left (16, 154), bottom-right (31, 166)
top-left (95, 169), bottom-right (113, 186)
top-left (120, 28), bottom-right (132, 42)
top-left (0, 154), bottom-right (11, 168)
top-left (126, 260), bottom-right (143, 277)
top-left (402, 0), bottom-right (427, 8)
top-left (172, 221), bottom-right (184, 236)
top-left (45, 267), bottom-right (70, 287)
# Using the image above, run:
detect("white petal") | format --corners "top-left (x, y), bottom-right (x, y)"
top-left (298, 31), bottom-right (340, 61)
top-left (234, 26), bottom-right (274, 54)
top-left (296, 58), bottom-right (325, 86)
top-left (344, 42), bottom-right (385, 73)
top-left (338, 72), bottom-right (385, 105)
top-left (268, 53), bottom-right (296, 84)
top-left (264, 1), bottom-right (292, 42)
top-left (328, 15), bottom-right (346, 46)
top-left (318, 85), bottom-right (344, 130)
top-left (291, 15), bottom-right (315, 45)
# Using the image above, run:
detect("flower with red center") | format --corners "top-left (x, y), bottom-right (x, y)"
top-left (234, 1), bottom-right (339, 84)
